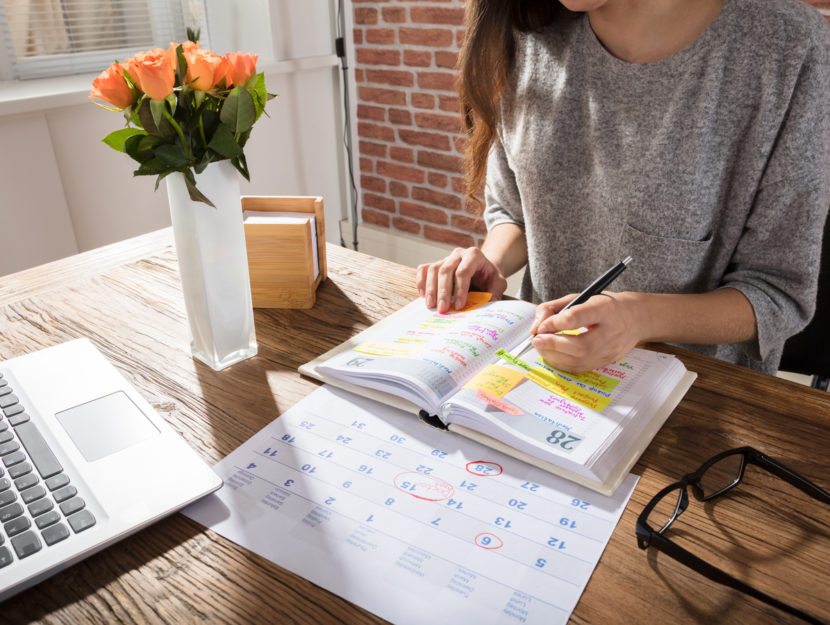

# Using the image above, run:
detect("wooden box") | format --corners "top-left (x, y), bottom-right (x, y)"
top-left (241, 195), bottom-right (327, 309)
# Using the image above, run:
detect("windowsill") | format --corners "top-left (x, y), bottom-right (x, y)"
top-left (0, 54), bottom-right (339, 118)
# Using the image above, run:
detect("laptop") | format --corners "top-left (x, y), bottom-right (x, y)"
top-left (0, 338), bottom-right (223, 601)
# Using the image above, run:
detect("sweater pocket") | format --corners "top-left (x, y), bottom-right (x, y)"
top-left (618, 224), bottom-right (713, 294)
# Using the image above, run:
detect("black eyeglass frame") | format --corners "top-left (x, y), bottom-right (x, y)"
top-left (635, 446), bottom-right (830, 625)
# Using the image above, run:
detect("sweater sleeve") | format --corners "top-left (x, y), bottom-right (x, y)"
top-left (724, 23), bottom-right (830, 362)
top-left (483, 139), bottom-right (525, 231)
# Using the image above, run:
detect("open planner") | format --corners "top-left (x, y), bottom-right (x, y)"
top-left (300, 294), bottom-right (696, 495)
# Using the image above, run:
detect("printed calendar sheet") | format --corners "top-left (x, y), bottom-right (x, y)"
top-left (183, 385), bottom-right (637, 625)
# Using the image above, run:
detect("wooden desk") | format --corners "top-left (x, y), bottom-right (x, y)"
top-left (2, 229), bottom-right (829, 625)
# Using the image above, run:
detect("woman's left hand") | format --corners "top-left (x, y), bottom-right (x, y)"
top-left (529, 291), bottom-right (644, 373)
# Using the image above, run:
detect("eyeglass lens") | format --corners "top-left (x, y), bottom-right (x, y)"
top-left (698, 452), bottom-right (744, 500)
top-left (649, 486), bottom-right (685, 534)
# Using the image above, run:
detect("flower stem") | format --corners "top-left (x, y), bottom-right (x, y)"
top-left (163, 109), bottom-right (194, 161)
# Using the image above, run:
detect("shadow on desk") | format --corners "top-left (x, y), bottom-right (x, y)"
top-left (8, 514), bottom-right (205, 624)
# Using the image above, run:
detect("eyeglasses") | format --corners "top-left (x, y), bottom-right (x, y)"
top-left (636, 446), bottom-right (830, 625)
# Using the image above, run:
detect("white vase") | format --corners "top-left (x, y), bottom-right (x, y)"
top-left (165, 160), bottom-right (257, 370)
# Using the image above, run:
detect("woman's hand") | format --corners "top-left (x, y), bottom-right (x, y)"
top-left (416, 247), bottom-right (508, 313)
top-left (530, 291), bottom-right (644, 373)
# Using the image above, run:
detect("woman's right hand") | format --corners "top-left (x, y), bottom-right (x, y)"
top-left (416, 247), bottom-right (508, 313)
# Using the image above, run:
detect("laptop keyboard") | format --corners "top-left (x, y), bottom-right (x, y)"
top-left (0, 372), bottom-right (96, 568)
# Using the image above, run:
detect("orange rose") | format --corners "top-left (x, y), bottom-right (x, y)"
top-left (127, 48), bottom-right (176, 100)
top-left (89, 62), bottom-right (134, 109)
top-left (184, 49), bottom-right (227, 91)
top-left (224, 52), bottom-right (258, 87)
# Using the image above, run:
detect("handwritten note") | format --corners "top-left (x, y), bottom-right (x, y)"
top-left (183, 386), bottom-right (637, 625)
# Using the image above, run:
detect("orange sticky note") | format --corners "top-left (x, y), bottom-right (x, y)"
top-left (449, 292), bottom-right (492, 313)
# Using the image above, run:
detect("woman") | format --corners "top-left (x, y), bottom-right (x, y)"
top-left (416, 0), bottom-right (830, 374)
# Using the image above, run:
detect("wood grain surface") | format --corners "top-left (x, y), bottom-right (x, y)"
top-left (1, 229), bottom-right (828, 625)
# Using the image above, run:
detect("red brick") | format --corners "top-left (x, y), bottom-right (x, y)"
top-left (390, 146), bottom-right (415, 163)
top-left (363, 208), bottom-right (391, 228)
top-left (382, 7), bottom-right (407, 23)
top-left (359, 140), bottom-right (386, 157)
top-left (451, 213), bottom-right (487, 235)
top-left (390, 181), bottom-right (409, 198)
top-left (435, 50), bottom-right (458, 69)
top-left (359, 157), bottom-right (374, 173)
top-left (411, 93), bottom-right (436, 109)
top-left (418, 71), bottom-right (457, 92)
top-left (399, 27), bottom-right (454, 47)
top-left (358, 86), bottom-right (407, 105)
top-left (412, 186), bottom-right (462, 211)
top-left (354, 68), bottom-right (365, 83)
top-left (355, 7), bottom-right (378, 25)
top-left (452, 176), bottom-right (467, 194)
top-left (404, 50), bottom-right (432, 67)
top-left (438, 94), bottom-right (461, 113)
top-left (361, 175), bottom-right (386, 193)
top-left (358, 121), bottom-right (396, 142)
top-left (364, 192), bottom-right (396, 212)
top-left (389, 108), bottom-right (412, 125)
top-left (399, 129), bottom-right (451, 151)
top-left (353, 29), bottom-right (364, 45)
top-left (424, 225), bottom-right (474, 247)
top-left (357, 48), bottom-right (401, 66)
top-left (415, 111), bottom-right (463, 133)
top-left (393, 216), bottom-right (421, 235)
top-left (366, 28), bottom-right (396, 45)
top-left (410, 6), bottom-right (465, 26)
top-left (357, 104), bottom-right (386, 121)
top-left (418, 150), bottom-right (462, 173)
top-left (366, 68), bottom-right (415, 87)
top-left (377, 160), bottom-right (426, 183)
top-left (400, 201), bottom-right (449, 225)
top-left (453, 134), bottom-right (467, 153)
top-left (428, 172), bottom-right (449, 188)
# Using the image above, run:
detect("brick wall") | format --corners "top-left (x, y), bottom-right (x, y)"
top-left (350, 1), bottom-right (830, 249)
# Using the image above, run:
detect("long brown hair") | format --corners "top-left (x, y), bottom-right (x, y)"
top-left (458, 1), bottom-right (570, 205)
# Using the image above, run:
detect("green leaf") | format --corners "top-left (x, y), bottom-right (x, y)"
top-left (207, 124), bottom-right (242, 157)
top-left (149, 98), bottom-right (167, 130)
top-left (165, 92), bottom-right (177, 118)
top-left (134, 158), bottom-right (167, 176)
top-left (154, 142), bottom-right (190, 167)
top-left (137, 99), bottom-right (176, 138)
top-left (124, 134), bottom-right (153, 163)
top-left (246, 73), bottom-right (267, 121)
top-left (220, 86), bottom-right (256, 136)
top-left (184, 169), bottom-right (215, 207)
top-left (102, 128), bottom-right (146, 153)
top-left (231, 152), bottom-right (250, 181)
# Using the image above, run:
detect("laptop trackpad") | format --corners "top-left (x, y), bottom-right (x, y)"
top-left (56, 391), bottom-right (160, 462)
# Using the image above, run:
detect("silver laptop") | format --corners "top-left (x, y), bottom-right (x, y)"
top-left (0, 338), bottom-right (222, 601)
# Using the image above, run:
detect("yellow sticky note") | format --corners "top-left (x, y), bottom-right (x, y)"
top-left (526, 366), bottom-right (613, 412)
top-left (463, 364), bottom-right (526, 398)
top-left (563, 369), bottom-right (621, 393)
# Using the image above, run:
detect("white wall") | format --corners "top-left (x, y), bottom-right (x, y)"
top-left (0, 0), bottom-right (349, 277)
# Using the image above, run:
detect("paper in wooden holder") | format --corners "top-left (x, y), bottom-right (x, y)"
top-left (241, 195), bottom-right (327, 309)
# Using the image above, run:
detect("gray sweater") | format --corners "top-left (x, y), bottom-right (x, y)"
top-left (484, 0), bottom-right (830, 374)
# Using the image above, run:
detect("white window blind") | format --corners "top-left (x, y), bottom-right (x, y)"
top-left (0, 0), bottom-right (207, 80)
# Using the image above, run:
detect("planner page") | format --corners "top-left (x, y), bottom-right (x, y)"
top-left (184, 385), bottom-right (637, 625)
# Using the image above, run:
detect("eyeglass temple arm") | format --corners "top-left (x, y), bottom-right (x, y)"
top-left (649, 533), bottom-right (824, 625)
top-left (756, 454), bottom-right (830, 504)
